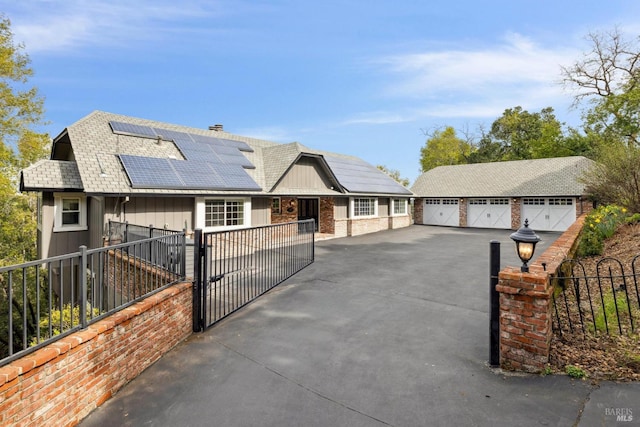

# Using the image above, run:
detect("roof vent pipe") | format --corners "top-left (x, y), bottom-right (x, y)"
top-left (209, 124), bottom-right (224, 132)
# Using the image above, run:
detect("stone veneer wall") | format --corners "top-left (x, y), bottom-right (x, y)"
top-left (0, 282), bottom-right (192, 426)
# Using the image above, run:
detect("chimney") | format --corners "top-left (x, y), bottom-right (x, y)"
top-left (209, 124), bottom-right (224, 132)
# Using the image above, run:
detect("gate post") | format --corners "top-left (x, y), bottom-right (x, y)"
top-left (489, 240), bottom-right (500, 367)
top-left (192, 229), bottom-right (203, 332)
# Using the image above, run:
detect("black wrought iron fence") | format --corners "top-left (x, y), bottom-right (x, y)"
top-left (0, 231), bottom-right (186, 367)
top-left (194, 220), bottom-right (315, 331)
top-left (552, 255), bottom-right (640, 336)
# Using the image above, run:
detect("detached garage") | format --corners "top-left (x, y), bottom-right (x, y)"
top-left (411, 156), bottom-right (595, 232)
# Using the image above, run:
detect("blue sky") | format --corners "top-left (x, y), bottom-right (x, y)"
top-left (4, 1), bottom-right (640, 184)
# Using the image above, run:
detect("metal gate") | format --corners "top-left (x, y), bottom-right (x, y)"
top-left (193, 220), bottom-right (315, 331)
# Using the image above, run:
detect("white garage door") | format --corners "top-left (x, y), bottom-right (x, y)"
top-left (423, 199), bottom-right (459, 226)
top-left (467, 198), bottom-right (511, 229)
top-left (522, 198), bottom-right (576, 231)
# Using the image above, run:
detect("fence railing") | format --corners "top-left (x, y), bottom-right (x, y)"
top-left (0, 230), bottom-right (186, 367)
top-left (552, 255), bottom-right (640, 336)
top-left (194, 220), bottom-right (315, 331)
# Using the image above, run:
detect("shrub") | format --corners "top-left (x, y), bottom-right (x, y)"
top-left (577, 205), bottom-right (627, 256)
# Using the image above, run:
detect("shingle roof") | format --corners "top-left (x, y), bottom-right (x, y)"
top-left (410, 157), bottom-right (595, 197)
top-left (20, 160), bottom-right (83, 191)
top-left (21, 111), bottom-right (412, 197)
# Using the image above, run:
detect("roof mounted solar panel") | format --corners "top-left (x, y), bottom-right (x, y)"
top-left (119, 154), bottom-right (261, 191)
top-left (170, 160), bottom-right (228, 189)
top-left (324, 155), bottom-right (412, 195)
top-left (119, 155), bottom-right (183, 188)
top-left (110, 121), bottom-right (158, 138)
top-left (216, 138), bottom-right (254, 153)
top-left (151, 128), bottom-right (190, 142)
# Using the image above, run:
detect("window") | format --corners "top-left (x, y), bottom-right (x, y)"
top-left (470, 199), bottom-right (487, 205)
top-left (271, 197), bottom-right (281, 214)
top-left (353, 198), bottom-right (376, 217)
top-left (523, 198), bottom-right (545, 205)
top-left (490, 199), bottom-right (509, 205)
top-left (53, 193), bottom-right (87, 232)
top-left (205, 199), bottom-right (244, 227)
top-left (549, 198), bottom-right (573, 206)
top-left (393, 198), bottom-right (407, 215)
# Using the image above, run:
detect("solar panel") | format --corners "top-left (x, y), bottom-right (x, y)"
top-left (170, 160), bottom-right (227, 189)
top-left (119, 155), bottom-right (261, 190)
top-left (110, 121), bottom-right (158, 138)
top-left (151, 128), bottom-right (190, 142)
top-left (210, 163), bottom-right (262, 190)
top-left (324, 155), bottom-right (412, 194)
top-left (119, 155), bottom-right (183, 188)
top-left (216, 138), bottom-right (254, 153)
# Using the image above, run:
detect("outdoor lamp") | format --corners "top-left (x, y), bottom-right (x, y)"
top-left (510, 219), bottom-right (541, 272)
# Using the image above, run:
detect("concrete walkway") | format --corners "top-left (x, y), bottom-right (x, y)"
top-left (80, 225), bottom-right (640, 427)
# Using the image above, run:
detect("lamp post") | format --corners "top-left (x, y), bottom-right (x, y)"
top-left (510, 219), bottom-right (541, 272)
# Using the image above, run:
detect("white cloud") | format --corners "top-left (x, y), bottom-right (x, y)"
top-left (7, 0), bottom-right (228, 54)
top-left (361, 32), bottom-right (580, 122)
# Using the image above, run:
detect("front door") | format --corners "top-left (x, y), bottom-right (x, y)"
top-left (298, 198), bottom-right (319, 231)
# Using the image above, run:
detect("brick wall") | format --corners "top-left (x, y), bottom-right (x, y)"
top-left (271, 197), bottom-right (298, 224)
top-left (413, 199), bottom-right (423, 225)
top-left (459, 198), bottom-right (467, 227)
top-left (496, 215), bottom-right (585, 373)
top-left (0, 282), bottom-right (192, 426)
top-left (510, 198), bottom-right (521, 230)
top-left (319, 197), bottom-right (335, 234)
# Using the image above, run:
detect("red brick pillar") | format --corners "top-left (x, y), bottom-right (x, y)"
top-left (413, 198), bottom-right (423, 225)
top-left (496, 268), bottom-right (552, 373)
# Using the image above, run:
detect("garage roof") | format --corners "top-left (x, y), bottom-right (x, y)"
top-left (410, 156), bottom-right (595, 198)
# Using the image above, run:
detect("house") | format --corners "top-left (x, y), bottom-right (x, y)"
top-left (410, 156), bottom-right (595, 232)
top-left (20, 111), bottom-right (413, 259)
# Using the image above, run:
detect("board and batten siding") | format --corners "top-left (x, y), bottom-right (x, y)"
top-left (334, 197), bottom-right (349, 219)
top-left (378, 198), bottom-right (389, 217)
top-left (251, 197), bottom-right (271, 226)
top-left (104, 196), bottom-right (194, 232)
top-left (274, 157), bottom-right (334, 191)
top-left (40, 192), bottom-right (89, 258)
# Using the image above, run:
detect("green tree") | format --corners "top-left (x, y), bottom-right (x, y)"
top-left (580, 144), bottom-right (640, 213)
top-left (377, 165), bottom-right (410, 187)
top-left (0, 15), bottom-right (49, 359)
top-left (0, 15), bottom-right (48, 265)
top-left (561, 28), bottom-right (640, 148)
top-left (419, 126), bottom-right (471, 171)
top-left (562, 28), bottom-right (640, 213)
top-left (487, 106), bottom-right (567, 160)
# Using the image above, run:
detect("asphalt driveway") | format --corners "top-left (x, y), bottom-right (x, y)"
top-left (80, 225), bottom-right (640, 427)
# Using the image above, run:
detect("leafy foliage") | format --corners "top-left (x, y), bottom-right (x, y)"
top-left (577, 205), bottom-right (628, 256)
top-left (376, 164), bottom-right (410, 187)
top-left (580, 144), bottom-right (640, 214)
top-left (419, 126), bottom-right (471, 171)
top-left (0, 15), bottom-right (48, 266)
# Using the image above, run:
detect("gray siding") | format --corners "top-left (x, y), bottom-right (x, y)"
top-left (334, 197), bottom-right (348, 219)
top-left (104, 196), bottom-right (194, 232)
top-left (41, 192), bottom-right (89, 258)
top-left (274, 157), bottom-right (333, 191)
top-left (88, 196), bottom-right (104, 249)
top-left (251, 197), bottom-right (271, 226)
top-left (378, 198), bottom-right (389, 216)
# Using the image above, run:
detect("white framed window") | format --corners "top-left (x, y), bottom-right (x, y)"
top-left (351, 197), bottom-right (377, 218)
top-left (53, 193), bottom-right (87, 232)
top-left (392, 198), bottom-right (407, 215)
top-left (195, 198), bottom-right (251, 231)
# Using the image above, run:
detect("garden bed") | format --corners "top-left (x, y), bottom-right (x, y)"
top-left (549, 222), bottom-right (640, 381)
